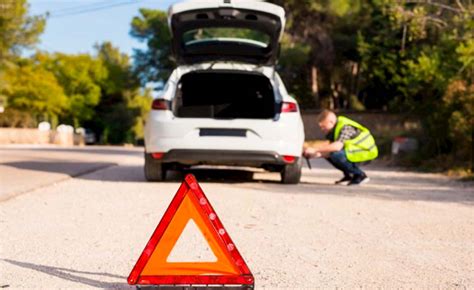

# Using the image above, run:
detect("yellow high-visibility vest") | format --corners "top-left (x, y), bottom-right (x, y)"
top-left (334, 116), bottom-right (378, 162)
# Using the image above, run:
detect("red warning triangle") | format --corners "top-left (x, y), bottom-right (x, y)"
top-left (127, 174), bottom-right (254, 285)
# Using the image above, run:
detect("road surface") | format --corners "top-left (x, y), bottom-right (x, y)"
top-left (0, 145), bottom-right (473, 288)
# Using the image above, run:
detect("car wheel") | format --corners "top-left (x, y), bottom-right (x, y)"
top-left (144, 153), bottom-right (167, 181)
top-left (280, 158), bottom-right (302, 184)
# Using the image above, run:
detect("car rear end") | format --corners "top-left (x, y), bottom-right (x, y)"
top-left (145, 65), bottom-right (303, 169)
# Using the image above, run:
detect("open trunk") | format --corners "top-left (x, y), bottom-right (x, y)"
top-left (173, 71), bottom-right (276, 119)
top-left (169, 1), bottom-right (285, 65)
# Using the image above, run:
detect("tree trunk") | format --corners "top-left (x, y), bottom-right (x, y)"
top-left (401, 24), bottom-right (407, 52)
top-left (354, 62), bottom-right (361, 99)
top-left (330, 81), bottom-right (336, 110)
top-left (350, 62), bottom-right (358, 96)
top-left (311, 65), bottom-right (320, 108)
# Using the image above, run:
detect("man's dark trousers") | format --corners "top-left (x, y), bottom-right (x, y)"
top-left (326, 150), bottom-right (365, 177)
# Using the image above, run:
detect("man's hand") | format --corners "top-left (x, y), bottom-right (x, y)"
top-left (303, 147), bottom-right (322, 158)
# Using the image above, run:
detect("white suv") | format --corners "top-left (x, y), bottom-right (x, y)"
top-left (144, 0), bottom-right (305, 184)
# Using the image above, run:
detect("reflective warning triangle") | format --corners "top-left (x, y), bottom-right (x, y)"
top-left (127, 174), bottom-right (254, 285)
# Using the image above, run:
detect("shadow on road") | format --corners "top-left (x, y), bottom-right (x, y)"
top-left (2, 161), bottom-right (117, 177)
top-left (2, 259), bottom-right (130, 289)
top-left (178, 168), bottom-right (256, 183)
top-left (0, 146), bottom-right (143, 157)
top-left (0, 158), bottom-right (259, 183)
top-left (78, 165), bottom-right (258, 184)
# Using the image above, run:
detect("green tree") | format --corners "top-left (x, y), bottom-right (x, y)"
top-left (91, 42), bottom-right (151, 144)
top-left (1, 61), bottom-right (67, 126)
top-left (130, 9), bottom-right (174, 86)
top-left (271, 0), bottom-right (366, 109)
top-left (37, 53), bottom-right (108, 127)
top-left (0, 0), bottom-right (46, 122)
top-left (0, 0), bottom-right (45, 65)
top-left (127, 87), bottom-right (152, 143)
top-left (443, 80), bottom-right (473, 170)
top-left (356, 0), bottom-right (473, 168)
top-left (278, 36), bottom-right (313, 107)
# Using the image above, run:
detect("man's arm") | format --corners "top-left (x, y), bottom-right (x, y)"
top-left (315, 141), bottom-right (344, 153)
top-left (303, 140), bottom-right (329, 151)
top-left (304, 141), bottom-right (343, 157)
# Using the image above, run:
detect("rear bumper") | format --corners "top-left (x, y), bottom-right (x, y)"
top-left (156, 149), bottom-right (291, 167)
top-left (144, 112), bottom-right (305, 157)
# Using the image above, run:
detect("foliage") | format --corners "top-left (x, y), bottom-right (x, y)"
top-left (278, 36), bottom-right (313, 107)
top-left (443, 80), bottom-right (473, 169)
top-left (130, 9), bottom-right (173, 86)
top-left (96, 42), bottom-right (133, 95)
top-left (456, 38), bottom-right (474, 82)
top-left (36, 53), bottom-right (108, 127)
top-left (2, 61), bottom-right (67, 126)
top-left (2, 41), bottom-right (150, 144)
top-left (89, 42), bottom-right (151, 144)
top-left (270, 0), bottom-right (371, 109)
top-left (0, 0), bottom-right (45, 65)
top-left (0, 0), bottom-right (46, 123)
top-left (358, 0), bottom-right (473, 169)
top-left (127, 87), bottom-right (152, 142)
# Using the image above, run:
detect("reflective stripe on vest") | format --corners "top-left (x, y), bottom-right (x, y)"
top-left (347, 144), bottom-right (377, 154)
top-left (354, 133), bottom-right (371, 145)
top-left (333, 116), bottom-right (378, 162)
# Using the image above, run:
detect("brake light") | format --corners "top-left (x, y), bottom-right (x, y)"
top-left (283, 155), bottom-right (296, 163)
top-left (281, 102), bottom-right (298, 113)
top-left (151, 99), bottom-right (169, 110)
top-left (151, 152), bottom-right (164, 159)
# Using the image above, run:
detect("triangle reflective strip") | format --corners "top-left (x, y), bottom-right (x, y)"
top-left (127, 174), bottom-right (254, 286)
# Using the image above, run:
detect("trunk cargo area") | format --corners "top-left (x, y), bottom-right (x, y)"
top-left (173, 71), bottom-right (276, 119)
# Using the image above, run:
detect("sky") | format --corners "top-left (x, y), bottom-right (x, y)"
top-left (28, 0), bottom-right (179, 56)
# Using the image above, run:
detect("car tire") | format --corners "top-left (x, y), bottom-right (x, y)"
top-left (280, 158), bottom-right (302, 184)
top-left (144, 153), bottom-right (167, 182)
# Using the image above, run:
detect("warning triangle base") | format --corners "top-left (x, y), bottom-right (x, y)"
top-left (135, 285), bottom-right (253, 290)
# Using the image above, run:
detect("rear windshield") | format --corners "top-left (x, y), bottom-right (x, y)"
top-left (182, 27), bottom-right (271, 47)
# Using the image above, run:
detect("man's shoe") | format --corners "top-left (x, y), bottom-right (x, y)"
top-left (348, 174), bottom-right (370, 186)
top-left (335, 175), bottom-right (352, 185)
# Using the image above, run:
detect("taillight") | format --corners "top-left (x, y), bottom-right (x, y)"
top-left (151, 99), bottom-right (170, 110)
top-left (151, 152), bottom-right (164, 159)
top-left (281, 102), bottom-right (298, 113)
top-left (283, 155), bottom-right (296, 163)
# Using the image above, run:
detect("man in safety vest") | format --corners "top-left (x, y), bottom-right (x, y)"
top-left (304, 110), bottom-right (378, 185)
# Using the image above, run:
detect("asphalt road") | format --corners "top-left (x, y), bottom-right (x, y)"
top-left (0, 145), bottom-right (473, 289)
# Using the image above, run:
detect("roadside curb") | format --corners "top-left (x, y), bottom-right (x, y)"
top-left (0, 163), bottom-right (118, 203)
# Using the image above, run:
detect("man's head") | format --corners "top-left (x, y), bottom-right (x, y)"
top-left (318, 109), bottom-right (337, 134)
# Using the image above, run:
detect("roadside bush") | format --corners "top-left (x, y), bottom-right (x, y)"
top-left (443, 80), bottom-right (473, 170)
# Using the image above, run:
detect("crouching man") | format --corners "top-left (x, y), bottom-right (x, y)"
top-left (304, 110), bottom-right (378, 185)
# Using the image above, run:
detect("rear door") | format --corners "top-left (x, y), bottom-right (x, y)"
top-left (168, 0), bottom-right (285, 65)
